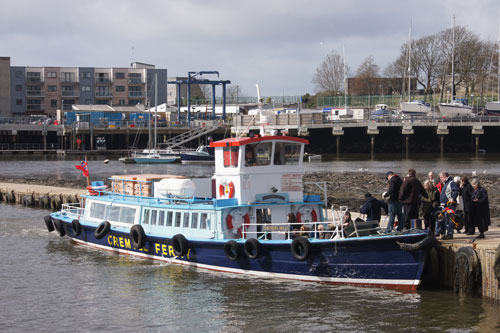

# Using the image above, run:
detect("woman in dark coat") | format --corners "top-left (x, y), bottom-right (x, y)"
top-left (459, 176), bottom-right (474, 235)
top-left (470, 178), bottom-right (491, 239)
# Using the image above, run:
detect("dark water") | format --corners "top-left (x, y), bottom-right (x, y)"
top-left (1, 205), bottom-right (500, 332)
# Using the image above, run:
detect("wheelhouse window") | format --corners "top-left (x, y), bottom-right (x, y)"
top-left (151, 210), bottom-right (158, 225)
top-left (245, 143), bottom-right (272, 167)
top-left (274, 142), bottom-right (301, 165)
top-left (90, 202), bottom-right (105, 219)
top-left (119, 207), bottom-right (136, 224)
top-left (158, 211), bottom-right (165, 226)
top-left (143, 209), bottom-right (150, 224)
top-left (223, 146), bottom-right (239, 168)
top-left (89, 202), bottom-right (136, 224)
top-left (200, 213), bottom-right (209, 229)
top-left (166, 211), bottom-right (173, 227)
top-left (183, 213), bottom-right (190, 228)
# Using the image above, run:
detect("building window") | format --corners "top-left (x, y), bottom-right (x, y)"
top-left (85, 99), bottom-right (92, 104)
top-left (128, 99), bottom-right (142, 105)
top-left (47, 72), bottom-right (57, 78)
top-left (16, 99), bottom-right (23, 105)
top-left (116, 85), bottom-right (125, 92)
top-left (82, 72), bottom-right (91, 78)
top-left (119, 99), bottom-right (126, 105)
top-left (16, 71), bottom-right (23, 78)
top-left (15, 85), bottom-right (22, 92)
top-left (48, 85), bottom-right (57, 92)
top-left (81, 85), bottom-right (91, 92)
top-left (115, 72), bottom-right (125, 79)
top-left (51, 100), bottom-right (57, 108)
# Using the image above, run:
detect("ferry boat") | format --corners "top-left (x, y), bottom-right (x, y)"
top-left (43, 135), bottom-right (431, 290)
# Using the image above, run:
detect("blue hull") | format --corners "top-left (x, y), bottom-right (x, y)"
top-left (50, 217), bottom-right (428, 290)
top-left (133, 157), bottom-right (177, 164)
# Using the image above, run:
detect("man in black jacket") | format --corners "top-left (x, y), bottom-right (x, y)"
top-left (360, 192), bottom-right (388, 222)
top-left (399, 168), bottom-right (428, 230)
top-left (383, 171), bottom-right (404, 233)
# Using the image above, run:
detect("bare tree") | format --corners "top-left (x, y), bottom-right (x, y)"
top-left (199, 85), bottom-right (212, 102)
top-left (312, 50), bottom-right (347, 95)
top-left (351, 56), bottom-right (380, 95)
top-left (226, 85), bottom-right (242, 104)
top-left (413, 34), bottom-right (443, 94)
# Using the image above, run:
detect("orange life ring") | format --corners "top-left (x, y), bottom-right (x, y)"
top-left (219, 181), bottom-right (235, 198)
top-left (296, 205), bottom-right (318, 223)
top-left (226, 209), bottom-right (250, 238)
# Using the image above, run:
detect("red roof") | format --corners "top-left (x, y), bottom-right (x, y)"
top-left (210, 135), bottom-right (309, 147)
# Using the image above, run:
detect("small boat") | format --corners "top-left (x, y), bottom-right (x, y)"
top-left (371, 104), bottom-right (394, 118)
top-left (43, 135), bottom-right (432, 291)
top-left (485, 101), bottom-right (500, 115)
top-left (179, 145), bottom-right (214, 164)
top-left (400, 100), bottom-right (431, 116)
top-left (132, 149), bottom-right (179, 164)
top-left (307, 154), bottom-right (322, 162)
top-left (438, 99), bottom-right (472, 118)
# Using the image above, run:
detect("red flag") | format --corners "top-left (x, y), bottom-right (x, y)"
top-left (75, 158), bottom-right (89, 177)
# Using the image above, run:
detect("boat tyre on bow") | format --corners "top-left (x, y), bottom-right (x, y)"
top-left (453, 246), bottom-right (481, 297)
top-left (44, 215), bottom-right (54, 232)
top-left (244, 238), bottom-right (262, 259)
top-left (172, 234), bottom-right (188, 256)
top-left (53, 219), bottom-right (66, 237)
top-left (71, 219), bottom-right (82, 237)
top-left (94, 221), bottom-right (111, 240)
top-left (130, 224), bottom-right (146, 249)
top-left (224, 240), bottom-right (242, 261)
top-left (397, 236), bottom-right (437, 252)
top-left (291, 237), bottom-right (311, 261)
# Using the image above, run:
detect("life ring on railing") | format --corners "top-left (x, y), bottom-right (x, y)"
top-left (226, 209), bottom-right (250, 238)
top-left (296, 205), bottom-right (318, 223)
top-left (219, 180), bottom-right (235, 199)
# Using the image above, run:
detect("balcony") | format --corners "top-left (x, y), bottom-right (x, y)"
top-left (61, 90), bottom-right (80, 97)
top-left (26, 104), bottom-right (44, 112)
top-left (128, 78), bottom-right (144, 84)
top-left (128, 91), bottom-right (145, 97)
top-left (26, 90), bottom-right (45, 97)
top-left (61, 77), bottom-right (79, 84)
top-left (26, 76), bottom-right (44, 83)
top-left (95, 77), bottom-right (112, 84)
top-left (95, 91), bottom-right (113, 98)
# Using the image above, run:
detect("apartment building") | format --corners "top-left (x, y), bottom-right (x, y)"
top-left (5, 58), bottom-right (167, 117)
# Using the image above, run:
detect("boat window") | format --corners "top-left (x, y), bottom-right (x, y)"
top-left (200, 213), bottom-right (208, 229)
top-left (166, 211), bottom-right (173, 227)
top-left (223, 146), bottom-right (239, 168)
top-left (143, 209), bottom-right (150, 225)
top-left (106, 205), bottom-right (120, 222)
top-left (174, 212), bottom-right (181, 227)
top-left (183, 213), bottom-right (190, 228)
top-left (283, 143), bottom-right (300, 165)
top-left (151, 210), bottom-right (158, 225)
top-left (119, 207), bottom-right (136, 224)
top-left (89, 202), bottom-right (105, 219)
top-left (158, 211), bottom-right (165, 226)
top-left (246, 143), bottom-right (272, 167)
top-left (191, 213), bottom-right (198, 229)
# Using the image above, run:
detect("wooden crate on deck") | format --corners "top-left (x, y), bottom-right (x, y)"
top-left (110, 174), bottom-right (186, 197)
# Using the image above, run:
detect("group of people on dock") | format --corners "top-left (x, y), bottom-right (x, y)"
top-left (362, 168), bottom-right (491, 239)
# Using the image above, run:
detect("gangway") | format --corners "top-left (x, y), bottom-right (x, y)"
top-left (159, 122), bottom-right (219, 149)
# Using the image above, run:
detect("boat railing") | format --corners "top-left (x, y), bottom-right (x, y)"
top-left (241, 220), bottom-right (347, 241)
top-left (61, 203), bottom-right (84, 217)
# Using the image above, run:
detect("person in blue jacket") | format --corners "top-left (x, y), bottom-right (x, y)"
top-left (438, 171), bottom-right (459, 239)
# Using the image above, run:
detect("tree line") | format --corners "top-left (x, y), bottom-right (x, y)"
top-left (312, 25), bottom-right (499, 102)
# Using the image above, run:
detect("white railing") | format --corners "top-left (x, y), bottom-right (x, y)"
top-left (61, 203), bottom-right (85, 217)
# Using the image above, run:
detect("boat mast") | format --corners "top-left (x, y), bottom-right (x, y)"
top-left (451, 15), bottom-right (455, 100)
top-left (407, 20), bottom-right (412, 103)
top-left (154, 73), bottom-right (158, 150)
top-left (256, 84), bottom-right (266, 136)
top-left (343, 45), bottom-right (348, 109)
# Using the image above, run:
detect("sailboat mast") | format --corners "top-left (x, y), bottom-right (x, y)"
top-left (451, 15), bottom-right (455, 99)
top-left (408, 21), bottom-right (412, 102)
top-left (343, 45), bottom-right (348, 109)
top-left (154, 73), bottom-right (158, 150)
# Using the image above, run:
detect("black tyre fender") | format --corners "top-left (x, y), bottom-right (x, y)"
top-left (244, 238), bottom-right (262, 259)
top-left (53, 219), bottom-right (66, 237)
top-left (397, 236), bottom-right (437, 252)
top-left (224, 240), bottom-right (242, 261)
top-left (494, 245), bottom-right (500, 289)
top-left (421, 247), bottom-right (440, 286)
top-left (94, 221), bottom-right (111, 240)
top-left (291, 237), bottom-right (311, 261)
top-left (172, 234), bottom-right (188, 256)
top-left (71, 219), bottom-right (82, 237)
top-left (453, 246), bottom-right (481, 297)
top-left (130, 224), bottom-right (146, 249)
top-left (44, 215), bottom-right (54, 232)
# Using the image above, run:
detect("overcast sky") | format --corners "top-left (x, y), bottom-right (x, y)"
top-left (1, 0), bottom-right (499, 97)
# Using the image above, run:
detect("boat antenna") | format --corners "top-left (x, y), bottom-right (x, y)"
top-left (256, 84), bottom-right (267, 136)
top-left (451, 15), bottom-right (456, 99)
